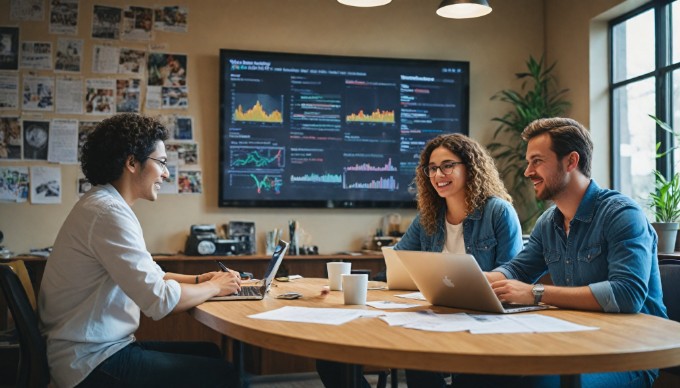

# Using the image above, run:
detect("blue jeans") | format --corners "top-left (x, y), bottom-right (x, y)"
top-left (77, 341), bottom-right (235, 387)
top-left (405, 369), bottom-right (657, 388)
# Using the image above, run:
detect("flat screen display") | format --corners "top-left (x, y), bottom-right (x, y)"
top-left (218, 49), bottom-right (469, 208)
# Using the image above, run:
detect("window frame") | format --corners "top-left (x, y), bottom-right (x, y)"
top-left (610, 0), bottom-right (680, 189)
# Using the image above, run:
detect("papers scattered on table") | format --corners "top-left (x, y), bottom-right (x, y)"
top-left (384, 312), bottom-right (599, 334)
top-left (395, 292), bottom-right (426, 301)
top-left (366, 300), bottom-right (421, 309)
top-left (249, 306), bottom-right (379, 325)
top-left (248, 306), bottom-right (599, 333)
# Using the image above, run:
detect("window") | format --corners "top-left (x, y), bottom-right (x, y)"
top-left (611, 0), bottom-right (680, 208)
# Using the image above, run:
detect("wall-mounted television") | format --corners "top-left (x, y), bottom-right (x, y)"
top-left (218, 49), bottom-right (469, 208)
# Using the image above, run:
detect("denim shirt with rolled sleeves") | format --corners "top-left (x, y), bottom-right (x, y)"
top-left (494, 180), bottom-right (667, 318)
top-left (394, 196), bottom-right (523, 271)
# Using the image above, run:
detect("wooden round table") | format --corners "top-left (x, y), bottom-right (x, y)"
top-left (190, 278), bottom-right (680, 387)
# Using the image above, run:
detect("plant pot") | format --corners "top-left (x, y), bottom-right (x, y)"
top-left (652, 222), bottom-right (679, 254)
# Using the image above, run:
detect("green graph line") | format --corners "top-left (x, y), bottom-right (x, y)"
top-left (233, 149), bottom-right (282, 168)
top-left (250, 174), bottom-right (282, 194)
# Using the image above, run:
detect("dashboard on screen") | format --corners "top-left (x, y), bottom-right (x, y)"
top-left (218, 49), bottom-right (469, 208)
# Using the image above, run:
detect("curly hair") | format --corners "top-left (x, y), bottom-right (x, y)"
top-left (81, 113), bottom-right (168, 185)
top-left (416, 133), bottom-right (512, 235)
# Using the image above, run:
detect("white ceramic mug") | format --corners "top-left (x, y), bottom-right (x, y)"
top-left (342, 274), bottom-right (368, 305)
top-left (327, 262), bottom-right (351, 291)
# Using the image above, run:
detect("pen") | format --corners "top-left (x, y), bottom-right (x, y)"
top-left (216, 261), bottom-right (230, 272)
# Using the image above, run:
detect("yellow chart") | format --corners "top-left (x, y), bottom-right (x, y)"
top-left (346, 108), bottom-right (395, 124)
top-left (234, 100), bottom-right (283, 123)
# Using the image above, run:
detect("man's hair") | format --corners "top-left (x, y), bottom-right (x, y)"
top-left (416, 133), bottom-right (512, 235)
top-left (522, 117), bottom-right (593, 178)
top-left (81, 113), bottom-right (168, 185)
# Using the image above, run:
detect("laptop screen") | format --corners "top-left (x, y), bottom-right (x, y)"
top-left (262, 240), bottom-right (289, 289)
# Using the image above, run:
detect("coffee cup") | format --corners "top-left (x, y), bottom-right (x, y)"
top-left (342, 274), bottom-right (368, 305)
top-left (327, 262), bottom-right (351, 291)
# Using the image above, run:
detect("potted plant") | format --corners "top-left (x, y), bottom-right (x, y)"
top-left (649, 115), bottom-right (680, 253)
top-left (487, 55), bottom-right (570, 232)
top-left (649, 171), bottom-right (680, 253)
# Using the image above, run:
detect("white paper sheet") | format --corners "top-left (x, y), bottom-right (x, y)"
top-left (249, 306), bottom-right (366, 325)
top-left (366, 301), bottom-right (421, 310)
top-left (395, 292), bottom-right (426, 301)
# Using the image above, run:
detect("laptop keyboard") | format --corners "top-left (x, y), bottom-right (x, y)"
top-left (234, 286), bottom-right (262, 297)
top-left (501, 302), bottom-right (537, 309)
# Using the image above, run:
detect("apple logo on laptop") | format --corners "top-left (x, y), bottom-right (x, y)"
top-left (442, 276), bottom-right (455, 288)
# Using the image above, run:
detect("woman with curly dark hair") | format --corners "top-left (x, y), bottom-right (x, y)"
top-left (316, 134), bottom-right (523, 388)
top-left (394, 133), bottom-right (523, 388)
top-left (395, 133), bottom-right (522, 270)
top-left (39, 113), bottom-right (239, 387)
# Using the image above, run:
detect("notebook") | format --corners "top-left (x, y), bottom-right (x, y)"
top-left (393, 250), bottom-right (548, 314)
top-left (209, 240), bottom-right (289, 301)
top-left (382, 246), bottom-right (418, 290)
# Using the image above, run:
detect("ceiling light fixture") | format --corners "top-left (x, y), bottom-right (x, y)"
top-left (337, 0), bottom-right (392, 7)
top-left (436, 0), bottom-right (492, 19)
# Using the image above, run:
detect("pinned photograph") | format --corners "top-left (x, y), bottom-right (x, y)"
top-left (77, 172), bottom-right (91, 197)
top-left (23, 120), bottom-right (50, 160)
top-left (10, 0), bottom-right (44, 21)
top-left (116, 79), bottom-right (141, 113)
top-left (162, 86), bottom-right (188, 109)
top-left (166, 142), bottom-right (198, 165)
top-left (30, 166), bottom-right (62, 204)
top-left (22, 75), bottom-right (54, 111)
top-left (0, 166), bottom-right (29, 203)
top-left (55, 38), bottom-right (82, 72)
top-left (118, 48), bottom-right (146, 74)
top-left (122, 6), bottom-right (153, 41)
top-left (77, 121), bottom-right (99, 161)
top-left (159, 162), bottom-right (178, 194)
top-left (0, 117), bottom-right (22, 160)
top-left (49, 0), bottom-right (79, 35)
top-left (20, 41), bottom-right (53, 70)
top-left (85, 79), bottom-right (115, 114)
top-left (92, 5), bottom-right (122, 40)
top-left (159, 115), bottom-right (193, 141)
top-left (0, 27), bottom-right (20, 70)
top-left (0, 74), bottom-right (19, 110)
top-left (147, 53), bottom-right (186, 87)
top-left (178, 169), bottom-right (202, 194)
top-left (154, 6), bottom-right (188, 33)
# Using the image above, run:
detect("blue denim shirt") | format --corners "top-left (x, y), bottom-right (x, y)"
top-left (395, 196), bottom-right (523, 271)
top-left (495, 180), bottom-right (667, 318)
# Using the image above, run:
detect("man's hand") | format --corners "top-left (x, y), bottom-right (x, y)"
top-left (210, 271), bottom-right (241, 296)
top-left (490, 279), bottom-right (534, 305)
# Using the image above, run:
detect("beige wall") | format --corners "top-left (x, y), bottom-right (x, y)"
top-left (0, 0), bottom-right (631, 255)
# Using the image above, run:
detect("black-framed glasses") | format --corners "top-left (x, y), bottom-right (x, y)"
top-left (422, 161), bottom-right (465, 177)
top-left (147, 156), bottom-right (168, 170)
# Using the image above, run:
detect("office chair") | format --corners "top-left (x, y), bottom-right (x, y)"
top-left (0, 262), bottom-right (50, 387)
top-left (659, 258), bottom-right (680, 376)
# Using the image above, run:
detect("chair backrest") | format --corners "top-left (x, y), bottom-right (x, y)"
top-left (0, 262), bottom-right (50, 388)
top-left (659, 259), bottom-right (680, 322)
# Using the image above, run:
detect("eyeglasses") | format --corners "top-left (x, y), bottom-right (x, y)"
top-left (422, 161), bottom-right (465, 177)
top-left (147, 156), bottom-right (168, 171)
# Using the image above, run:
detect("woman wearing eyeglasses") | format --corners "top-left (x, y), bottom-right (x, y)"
top-left (394, 133), bottom-right (523, 271)
top-left (395, 133), bottom-right (523, 388)
top-left (316, 134), bottom-right (523, 388)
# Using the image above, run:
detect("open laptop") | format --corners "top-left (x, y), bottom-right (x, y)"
top-left (393, 250), bottom-right (548, 314)
top-left (382, 247), bottom-right (418, 290)
top-left (209, 240), bottom-right (289, 301)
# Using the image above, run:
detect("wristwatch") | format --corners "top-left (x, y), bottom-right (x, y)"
top-left (532, 283), bottom-right (545, 305)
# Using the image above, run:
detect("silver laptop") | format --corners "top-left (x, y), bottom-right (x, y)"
top-left (382, 247), bottom-right (418, 290)
top-left (209, 240), bottom-right (289, 301)
top-left (393, 250), bottom-right (548, 314)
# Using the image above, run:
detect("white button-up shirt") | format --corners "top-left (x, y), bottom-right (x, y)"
top-left (39, 184), bottom-right (181, 388)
